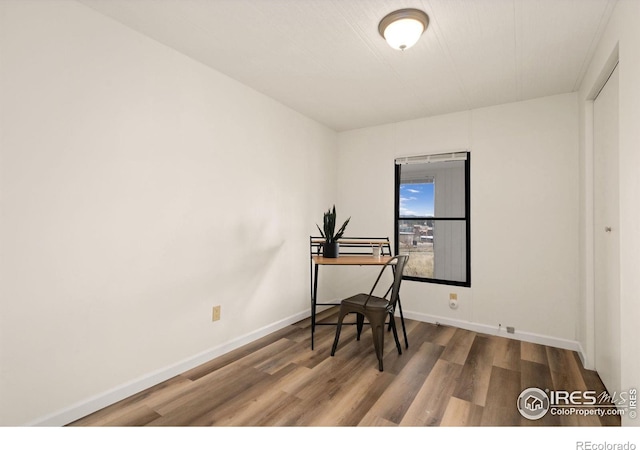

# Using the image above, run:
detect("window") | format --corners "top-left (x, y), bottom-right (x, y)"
top-left (394, 152), bottom-right (470, 286)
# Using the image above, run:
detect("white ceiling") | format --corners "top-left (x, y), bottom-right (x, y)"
top-left (79, 0), bottom-right (616, 132)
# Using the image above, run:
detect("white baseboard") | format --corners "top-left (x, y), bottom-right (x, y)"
top-left (403, 310), bottom-right (582, 353)
top-left (27, 310), bottom-right (310, 427)
top-left (576, 341), bottom-right (592, 370)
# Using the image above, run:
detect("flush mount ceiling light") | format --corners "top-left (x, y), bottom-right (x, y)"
top-left (378, 8), bottom-right (429, 51)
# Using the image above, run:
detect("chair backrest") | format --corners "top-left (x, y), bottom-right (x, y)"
top-left (365, 254), bottom-right (409, 307)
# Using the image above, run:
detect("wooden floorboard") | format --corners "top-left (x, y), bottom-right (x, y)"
top-left (452, 335), bottom-right (495, 407)
top-left (481, 366), bottom-right (522, 426)
top-left (68, 309), bottom-right (620, 427)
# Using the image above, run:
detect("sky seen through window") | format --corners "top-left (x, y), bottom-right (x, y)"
top-left (399, 182), bottom-right (434, 217)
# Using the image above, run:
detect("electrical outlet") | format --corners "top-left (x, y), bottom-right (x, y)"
top-left (212, 305), bottom-right (221, 322)
top-left (449, 293), bottom-right (458, 309)
top-left (507, 326), bottom-right (515, 334)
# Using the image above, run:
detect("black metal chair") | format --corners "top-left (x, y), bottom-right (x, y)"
top-left (330, 254), bottom-right (409, 371)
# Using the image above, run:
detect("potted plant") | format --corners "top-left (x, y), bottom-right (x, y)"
top-left (316, 205), bottom-right (350, 258)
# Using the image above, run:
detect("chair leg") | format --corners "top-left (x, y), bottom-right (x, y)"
top-left (371, 323), bottom-right (385, 371)
top-left (366, 311), bottom-right (386, 372)
top-left (356, 313), bottom-right (364, 341)
top-left (331, 307), bottom-right (348, 356)
top-left (389, 312), bottom-right (402, 355)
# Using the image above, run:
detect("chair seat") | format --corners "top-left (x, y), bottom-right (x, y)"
top-left (342, 293), bottom-right (391, 310)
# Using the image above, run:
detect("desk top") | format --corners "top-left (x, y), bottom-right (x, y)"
top-left (310, 238), bottom-right (390, 246)
top-left (312, 255), bottom-right (394, 265)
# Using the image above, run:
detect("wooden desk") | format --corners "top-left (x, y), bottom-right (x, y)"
top-left (309, 240), bottom-right (408, 350)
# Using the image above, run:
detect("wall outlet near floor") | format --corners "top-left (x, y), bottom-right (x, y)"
top-left (449, 293), bottom-right (458, 309)
top-left (506, 326), bottom-right (515, 334)
top-left (212, 305), bottom-right (221, 322)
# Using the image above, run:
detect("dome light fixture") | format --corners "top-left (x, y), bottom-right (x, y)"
top-left (378, 8), bottom-right (429, 51)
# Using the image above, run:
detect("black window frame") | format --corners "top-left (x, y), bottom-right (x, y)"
top-left (394, 152), bottom-right (471, 287)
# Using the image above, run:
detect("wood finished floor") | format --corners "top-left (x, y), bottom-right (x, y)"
top-left (69, 308), bottom-right (620, 427)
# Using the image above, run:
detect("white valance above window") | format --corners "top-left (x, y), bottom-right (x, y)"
top-left (395, 151), bottom-right (468, 165)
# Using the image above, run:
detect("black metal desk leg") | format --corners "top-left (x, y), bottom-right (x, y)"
top-left (311, 264), bottom-right (319, 350)
top-left (396, 296), bottom-right (408, 349)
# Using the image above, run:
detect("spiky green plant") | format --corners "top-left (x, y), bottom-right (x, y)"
top-left (316, 205), bottom-right (350, 243)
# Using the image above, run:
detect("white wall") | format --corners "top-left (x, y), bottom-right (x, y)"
top-left (337, 94), bottom-right (580, 346)
top-left (0, 1), bottom-right (336, 426)
top-left (577, 0), bottom-right (640, 427)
